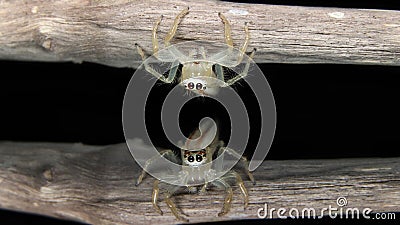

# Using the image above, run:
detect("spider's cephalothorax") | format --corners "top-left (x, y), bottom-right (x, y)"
top-left (135, 121), bottom-right (256, 222)
top-left (135, 7), bottom-right (256, 96)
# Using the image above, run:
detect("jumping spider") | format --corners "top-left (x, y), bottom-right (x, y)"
top-left (135, 7), bottom-right (256, 96)
top-left (135, 121), bottom-right (255, 221)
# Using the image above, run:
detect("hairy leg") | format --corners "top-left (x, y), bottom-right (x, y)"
top-left (214, 64), bottom-right (225, 81)
top-left (218, 13), bottom-right (233, 48)
top-left (212, 178), bottom-right (233, 216)
top-left (217, 146), bottom-right (256, 184)
top-left (152, 15), bottom-right (163, 57)
top-left (135, 149), bottom-right (178, 186)
top-left (234, 171), bottom-right (249, 208)
top-left (135, 44), bottom-right (180, 83)
top-left (199, 182), bottom-right (208, 194)
top-left (219, 12), bottom-right (250, 63)
top-left (164, 185), bottom-right (187, 222)
top-left (224, 48), bottom-right (256, 87)
top-left (165, 7), bottom-right (189, 47)
top-left (152, 180), bottom-right (163, 215)
top-left (237, 22), bottom-right (250, 64)
top-left (135, 10), bottom-right (182, 83)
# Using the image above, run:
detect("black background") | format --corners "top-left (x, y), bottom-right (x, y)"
top-left (1, 62), bottom-right (399, 159)
top-left (1, 0), bottom-right (399, 224)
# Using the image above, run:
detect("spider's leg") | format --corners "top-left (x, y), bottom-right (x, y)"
top-left (212, 178), bottom-right (233, 216)
top-left (164, 60), bottom-right (180, 83)
top-left (219, 13), bottom-right (250, 64)
top-left (233, 171), bottom-right (249, 208)
top-left (223, 48), bottom-right (256, 87)
top-left (214, 64), bottom-right (224, 81)
top-left (135, 43), bottom-right (165, 82)
top-left (135, 14), bottom-right (162, 61)
top-left (135, 43), bottom-right (147, 61)
top-left (136, 11), bottom-right (180, 83)
top-left (135, 47), bottom-right (180, 84)
top-left (135, 149), bottom-right (177, 186)
top-left (152, 15), bottom-right (163, 58)
top-left (165, 7), bottom-right (189, 47)
top-left (202, 13), bottom-right (236, 66)
top-left (152, 180), bottom-right (163, 215)
top-left (237, 22), bottom-right (250, 64)
top-left (218, 146), bottom-right (256, 185)
top-left (218, 13), bottom-right (233, 48)
top-left (164, 185), bottom-right (188, 222)
top-left (162, 8), bottom-right (191, 62)
top-left (218, 171), bottom-right (249, 208)
top-left (199, 182), bottom-right (208, 194)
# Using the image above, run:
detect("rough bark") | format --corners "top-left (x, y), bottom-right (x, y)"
top-left (0, 0), bottom-right (399, 68)
top-left (0, 142), bottom-right (399, 224)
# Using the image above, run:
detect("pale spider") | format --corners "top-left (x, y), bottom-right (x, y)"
top-left (135, 7), bottom-right (256, 95)
top-left (135, 121), bottom-right (255, 221)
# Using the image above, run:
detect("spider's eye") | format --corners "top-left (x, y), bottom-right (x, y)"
top-left (196, 83), bottom-right (203, 90)
top-left (196, 154), bottom-right (203, 162)
top-left (188, 82), bottom-right (194, 89)
top-left (188, 155), bottom-right (194, 162)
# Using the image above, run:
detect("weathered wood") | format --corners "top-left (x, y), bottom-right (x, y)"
top-left (0, 0), bottom-right (399, 68)
top-left (0, 141), bottom-right (398, 224)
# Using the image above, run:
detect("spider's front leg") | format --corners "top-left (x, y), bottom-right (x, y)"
top-left (152, 180), bottom-right (163, 215)
top-left (135, 13), bottom-right (162, 60)
top-left (212, 171), bottom-right (249, 216)
top-left (152, 180), bottom-right (188, 222)
top-left (238, 22), bottom-right (250, 64)
top-left (135, 9), bottom-right (183, 83)
top-left (135, 149), bottom-right (177, 186)
top-left (234, 171), bottom-right (249, 208)
top-left (217, 146), bottom-right (256, 185)
top-left (212, 178), bottom-right (233, 216)
top-left (165, 7), bottom-right (189, 47)
top-left (136, 43), bottom-right (180, 83)
top-left (218, 13), bottom-right (249, 63)
top-left (223, 48), bottom-right (256, 87)
top-left (218, 12), bottom-right (233, 48)
top-left (217, 13), bottom-right (253, 86)
top-left (163, 184), bottom-right (188, 222)
top-left (135, 13), bottom-right (162, 59)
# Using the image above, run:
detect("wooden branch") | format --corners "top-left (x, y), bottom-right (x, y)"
top-left (0, 0), bottom-right (399, 68)
top-left (0, 141), bottom-right (398, 224)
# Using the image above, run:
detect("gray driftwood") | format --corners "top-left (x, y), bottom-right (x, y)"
top-left (0, 141), bottom-right (399, 224)
top-left (0, 0), bottom-right (399, 68)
